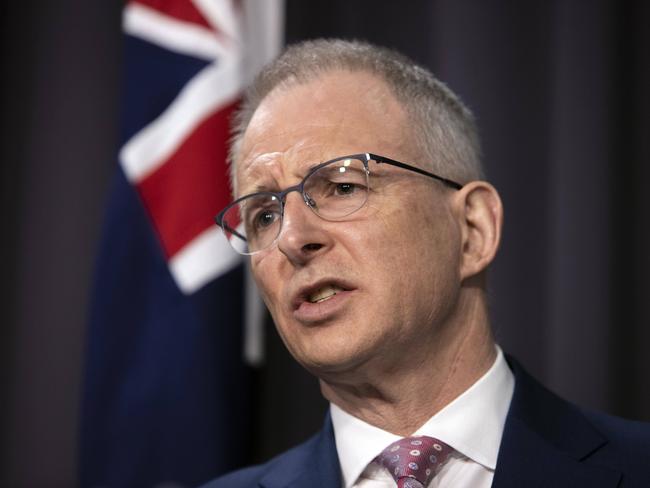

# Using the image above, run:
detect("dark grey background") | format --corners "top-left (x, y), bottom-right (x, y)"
top-left (2, 1), bottom-right (649, 487)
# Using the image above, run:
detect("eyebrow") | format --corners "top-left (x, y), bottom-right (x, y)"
top-left (238, 167), bottom-right (280, 195)
top-left (241, 159), bottom-right (327, 196)
top-left (241, 182), bottom-right (279, 195)
top-left (305, 161), bottom-right (323, 173)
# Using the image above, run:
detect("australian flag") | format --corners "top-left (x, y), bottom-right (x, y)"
top-left (80, 1), bottom-right (282, 486)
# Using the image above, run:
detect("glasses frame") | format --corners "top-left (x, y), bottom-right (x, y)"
top-left (215, 152), bottom-right (463, 253)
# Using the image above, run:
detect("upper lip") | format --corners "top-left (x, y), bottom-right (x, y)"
top-left (290, 278), bottom-right (356, 310)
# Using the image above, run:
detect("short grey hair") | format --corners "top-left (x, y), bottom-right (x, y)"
top-left (228, 38), bottom-right (484, 190)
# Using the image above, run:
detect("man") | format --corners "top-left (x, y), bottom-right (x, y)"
top-left (203, 39), bottom-right (650, 487)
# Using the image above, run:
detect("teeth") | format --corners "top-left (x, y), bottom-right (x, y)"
top-left (308, 285), bottom-right (343, 303)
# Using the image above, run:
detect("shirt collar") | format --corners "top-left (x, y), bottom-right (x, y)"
top-left (330, 346), bottom-right (514, 488)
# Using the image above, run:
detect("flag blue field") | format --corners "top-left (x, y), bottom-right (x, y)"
top-left (80, 1), bottom-right (282, 486)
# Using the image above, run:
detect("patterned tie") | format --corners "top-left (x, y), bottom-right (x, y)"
top-left (375, 436), bottom-right (453, 488)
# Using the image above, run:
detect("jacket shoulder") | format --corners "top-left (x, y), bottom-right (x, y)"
top-left (199, 462), bottom-right (267, 488)
top-left (198, 432), bottom-right (323, 488)
top-left (584, 408), bottom-right (650, 448)
top-left (500, 355), bottom-right (650, 487)
top-left (582, 408), bottom-right (650, 483)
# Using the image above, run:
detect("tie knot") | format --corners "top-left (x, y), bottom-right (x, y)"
top-left (375, 436), bottom-right (453, 488)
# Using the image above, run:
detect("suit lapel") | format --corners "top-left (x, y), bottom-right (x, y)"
top-left (492, 358), bottom-right (621, 488)
top-left (259, 413), bottom-right (341, 488)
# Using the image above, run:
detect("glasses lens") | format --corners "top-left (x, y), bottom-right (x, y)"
top-left (304, 157), bottom-right (369, 220)
top-left (220, 193), bottom-right (282, 254)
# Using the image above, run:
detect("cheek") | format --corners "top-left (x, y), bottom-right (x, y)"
top-left (251, 256), bottom-right (282, 309)
top-left (407, 194), bottom-right (459, 261)
top-left (346, 209), bottom-right (417, 296)
top-left (372, 199), bottom-right (460, 295)
top-left (366, 200), bottom-right (428, 258)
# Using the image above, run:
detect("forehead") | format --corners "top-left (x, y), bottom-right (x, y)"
top-left (235, 70), bottom-right (415, 193)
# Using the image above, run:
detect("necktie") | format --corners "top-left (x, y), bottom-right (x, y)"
top-left (375, 436), bottom-right (453, 488)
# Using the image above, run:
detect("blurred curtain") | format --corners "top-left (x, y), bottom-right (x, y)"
top-left (1, 1), bottom-right (648, 486)
top-left (1, 1), bottom-right (122, 487)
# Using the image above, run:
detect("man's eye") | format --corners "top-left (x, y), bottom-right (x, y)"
top-left (253, 210), bottom-right (278, 229)
top-left (334, 182), bottom-right (359, 196)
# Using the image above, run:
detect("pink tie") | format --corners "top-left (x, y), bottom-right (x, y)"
top-left (375, 436), bottom-right (454, 488)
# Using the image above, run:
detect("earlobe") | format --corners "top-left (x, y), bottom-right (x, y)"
top-left (456, 181), bottom-right (503, 281)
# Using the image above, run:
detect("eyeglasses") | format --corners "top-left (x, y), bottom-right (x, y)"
top-left (215, 152), bottom-right (463, 255)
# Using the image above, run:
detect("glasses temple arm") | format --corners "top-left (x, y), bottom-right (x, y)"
top-left (368, 153), bottom-right (463, 190)
top-left (215, 216), bottom-right (248, 242)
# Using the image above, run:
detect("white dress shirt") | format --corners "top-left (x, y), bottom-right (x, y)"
top-left (330, 346), bottom-right (514, 488)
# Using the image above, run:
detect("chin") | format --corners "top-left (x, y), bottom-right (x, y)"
top-left (290, 340), bottom-right (377, 380)
top-left (275, 314), bottom-right (383, 374)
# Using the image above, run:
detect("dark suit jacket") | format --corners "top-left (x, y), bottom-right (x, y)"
top-left (201, 358), bottom-right (650, 487)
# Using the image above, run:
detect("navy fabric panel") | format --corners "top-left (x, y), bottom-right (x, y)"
top-left (80, 170), bottom-right (251, 487)
top-left (120, 35), bottom-right (210, 144)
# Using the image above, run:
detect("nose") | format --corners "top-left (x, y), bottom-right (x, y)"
top-left (276, 191), bottom-right (330, 265)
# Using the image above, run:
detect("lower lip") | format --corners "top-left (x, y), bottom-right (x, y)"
top-left (293, 290), bottom-right (354, 324)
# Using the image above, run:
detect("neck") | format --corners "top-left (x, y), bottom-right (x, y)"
top-left (319, 286), bottom-right (495, 436)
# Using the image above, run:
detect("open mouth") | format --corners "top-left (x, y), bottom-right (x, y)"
top-left (307, 284), bottom-right (345, 304)
top-left (291, 280), bottom-right (355, 322)
top-left (292, 280), bottom-right (353, 310)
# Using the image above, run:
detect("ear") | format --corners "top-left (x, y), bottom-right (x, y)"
top-left (453, 181), bottom-right (503, 281)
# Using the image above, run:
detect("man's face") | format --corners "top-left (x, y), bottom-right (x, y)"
top-left (236, 70), bottom-right (464, 381)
